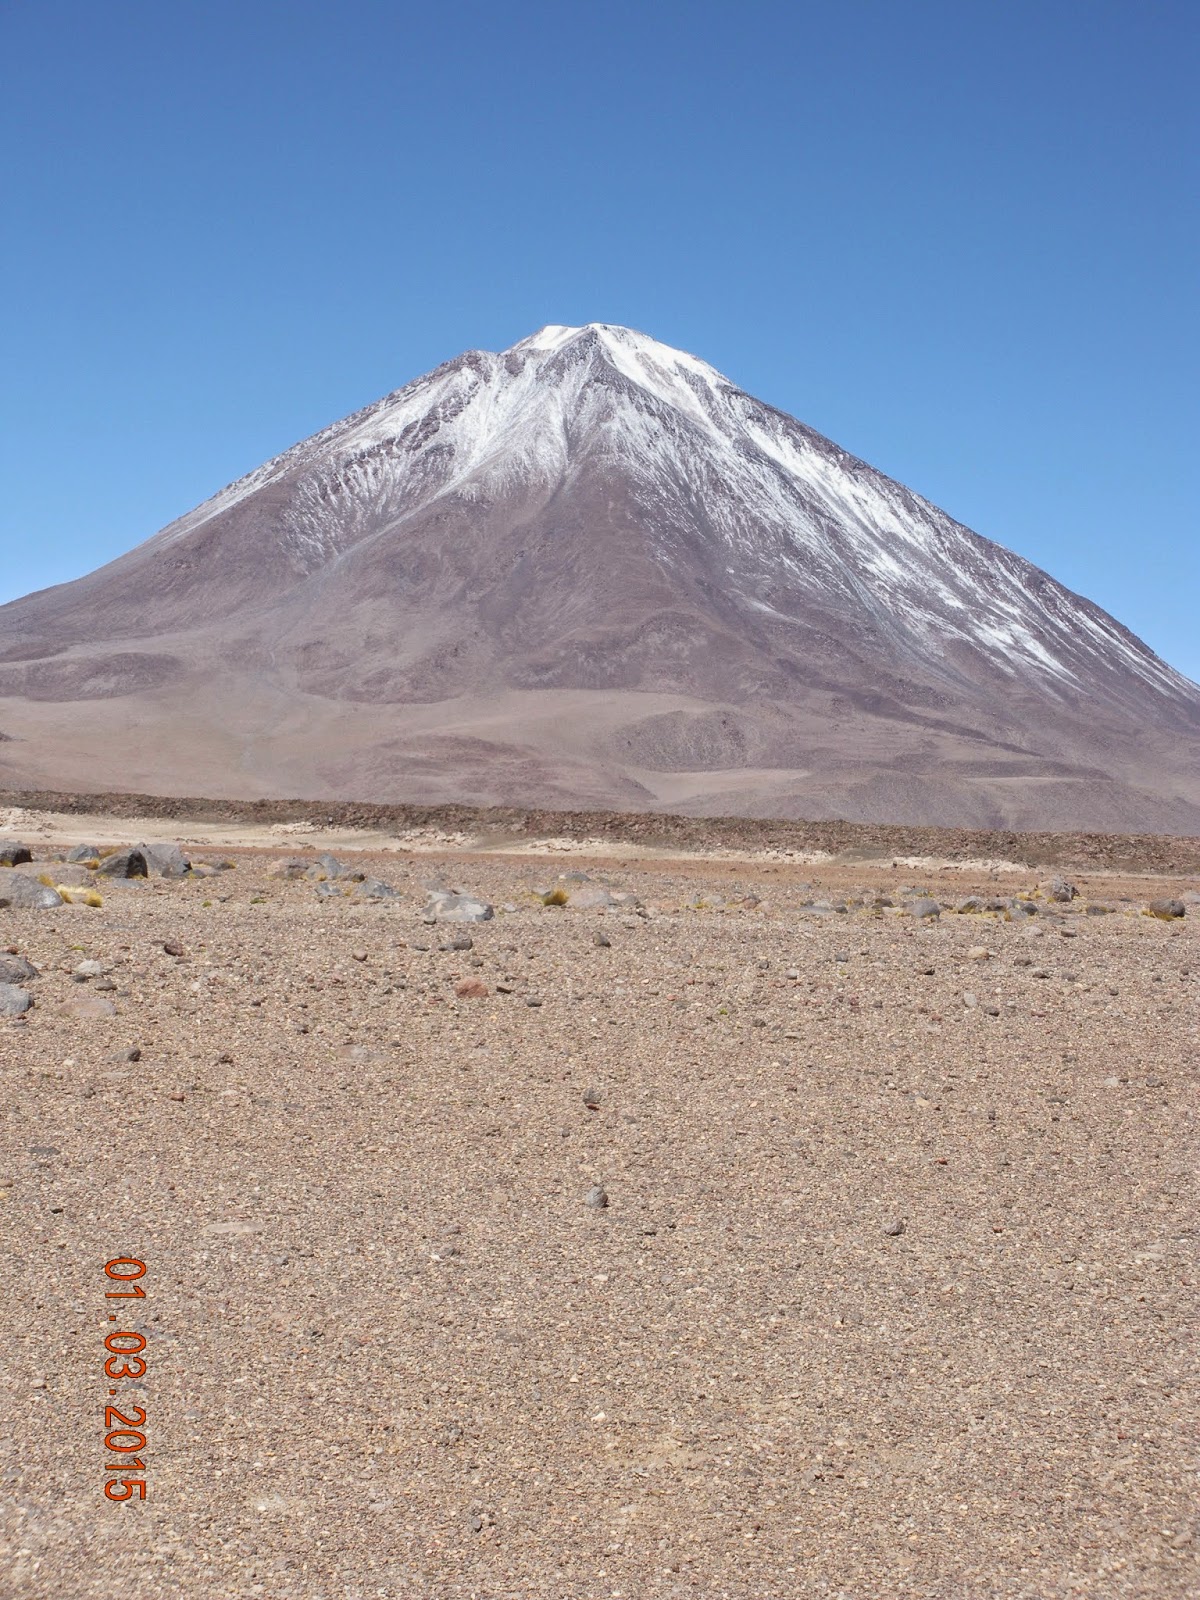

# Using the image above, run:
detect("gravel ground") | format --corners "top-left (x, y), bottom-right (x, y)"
top-left (1, 842), bottom-right (1197, 1599)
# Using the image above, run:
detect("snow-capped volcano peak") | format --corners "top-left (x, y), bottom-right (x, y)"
top-left (4, 322), bottom-right (1197, 833)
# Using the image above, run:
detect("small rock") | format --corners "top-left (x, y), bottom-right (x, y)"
top-left (524, 995), bottom-right (543, 1007)
top-left (70, 997), bottom-right (116, 1020)
top-left (346, 877), bottom-right (401, 903)
top-left (0, 984), bottom-right (32, 1016)
top-left (423, 890), bottom-right (494, 924)
top-left (1043, 877), bottom-right (1077, 902)
top-left (569, 884), bottom-right (618, 910)
top-left (1146, 898), bottom-right (1185, 920)
top-left (0, 954), bottom-right (38, 983)
top-left (73, 959), bottom-right (112, 980)
top-left (585, 1185), bottom-right (609, 1209)
top-left (272, 857), bottom-right (311, 880)
top-left (305, 852), bottom-right (347, 882)
top-left (455, 979), bottom-right (488, 999)
top-left (882, 1219), bottom-right (905, 1237)
top-left (582, 1086), bottom-right (602, 1109)
top-left (966, 946), bottom-right (992, 961)
top-left (470, 1515), bottom-right (483, 1533)
top-left (162, 941), bottom-right (185, 958)
top-left (440, 934), bottom-right (474, 951)
top-left (0, 840), bottom-right (34, 866)
top-left (962, 991), bottom-right (978, 1009)
top-left (909, 898), bottom-right (940, 920)
top-left (124, 1047), bottom-right (142, 1062)
top-left (593, 931), bottom-right (611, 948)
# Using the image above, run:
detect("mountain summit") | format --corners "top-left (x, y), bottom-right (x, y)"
top-left (2, 324), bottom-right (1198, 828)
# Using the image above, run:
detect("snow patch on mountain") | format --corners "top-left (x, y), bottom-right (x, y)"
top-left (144, 323), bottom-right (1193, 705)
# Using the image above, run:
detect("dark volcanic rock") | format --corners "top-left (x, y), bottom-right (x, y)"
top-left (95, 848), bottom-right (149, 879)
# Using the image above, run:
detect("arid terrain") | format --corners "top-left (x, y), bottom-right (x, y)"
top-left (0, 802), bottom-right (1196, 1598)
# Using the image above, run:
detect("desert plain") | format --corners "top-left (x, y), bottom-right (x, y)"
top-left (0, 802), bottom-right (1196, 1599)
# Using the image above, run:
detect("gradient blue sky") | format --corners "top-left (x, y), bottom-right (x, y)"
top-left (2, 0), bottom-right (1197, 678)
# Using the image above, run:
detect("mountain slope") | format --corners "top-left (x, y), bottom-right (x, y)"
top-left (2, 323), bottom-right (1198, 830)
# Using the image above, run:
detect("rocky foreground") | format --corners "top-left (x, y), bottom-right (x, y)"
top-left (1, 832), bottom-right (1196, 1598)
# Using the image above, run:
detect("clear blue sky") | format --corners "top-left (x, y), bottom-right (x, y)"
top-left (2, 0), bottom-right (1197, 679)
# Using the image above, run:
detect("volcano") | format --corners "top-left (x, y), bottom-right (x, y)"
top-left (2, 322), bottom-right (1198, 829)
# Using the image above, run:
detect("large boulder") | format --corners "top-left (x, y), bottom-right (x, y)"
top-left (423, 890), bottom-right (494, 924)
top-left (0, 840), bottom-right (33, 866)
top-left (141, 841), bottom-right (191, 878)
top-left (95, 848), bottom-right (149, 879)
top-left (0, 869), bottom-right (63, 909)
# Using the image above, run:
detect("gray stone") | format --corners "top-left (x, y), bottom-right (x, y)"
top-left (440, 934), bottom-right (474, 951)
top-left (568, 883), bottom-right (619, 910)
top-left (73, 959), bottom-right (112, 980)
top-left (593, 931), bottom-right (611, 948)
top-left (1043, 877), bottom-right (1078, 902)
top-left (70, 997), bottom-right (116, 1019)
top-left (66, 843), bottom-right (101, 863)
top-left (882, 1219), bottom-right (905, 1237)
top-left (0, 954), bottom-right (38, 982)
top-left (423, 890), bottom-right (494, 924)
top-left (0, 840), bottom-right (34, 866)
top-left (346, 877), bottom-right (401, 902)
top-left (48, 864), bottom-right (94, 888)
top-left (0, 983), bottom-right (32, 1015)
top-left (141, 841), bottom-right (191, 878)
top-left (585, 1185), bottom-right (609, 1209)
top-left (0, 870), bottom-right (63, 909)
top-left (272, 858), bottom-right (311, 879)
top-left (1146, 898), bottom-right (1186, 920)
top-left (305, 852), bottom-right (348, 882)
top-left (95, 848), bottom-right (148, 879)
top-left (908, 898), bottom-right (941, 920)
top-left (582, 1086), bottom-right (602, 1109)
top-left (1008, 898), bottom-right (1038, 918)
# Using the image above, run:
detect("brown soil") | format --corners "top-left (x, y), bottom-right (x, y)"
top-left (1, 840), bottom-right (1196, 1597)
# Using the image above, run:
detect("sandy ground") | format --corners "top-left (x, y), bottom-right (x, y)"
top-left (1, 825), bottom-right (1197, 1599)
